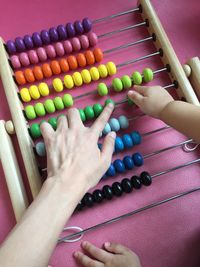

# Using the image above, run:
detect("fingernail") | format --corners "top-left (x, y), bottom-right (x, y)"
top-left (104, 242), bottom-right (110, 248)
top-left (73, 251), bottom-right (79, 258)
top-left (128, 90), bottom-right (134, 96)
top-left (109, 131), bottom-right (116, 139)
top-left (107, 103), bottom-right (114, 108)
top-left (82, 241), bottom-right (87, 247)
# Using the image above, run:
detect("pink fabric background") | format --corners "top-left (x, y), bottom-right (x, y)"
top-left (1, 0), bottom-right (200, 266)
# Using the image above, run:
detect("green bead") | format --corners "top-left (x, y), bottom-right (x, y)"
top-left (97, 83), bottom-right (108, 96)
top-left (34, 103), bottom-right (46, 117)
top-left (93, 103), bottom-right (103, 117)
top-left (53, 97), bottom-right (64, 110)
top-left (44, 99), bottom-right (56, 113)
top-left (121, 75), bottom-right (132, 89)
top-left (105, 99), bottom-right (115, 107)
top-left (143, 68), bottom-right (154, 82)
top-left (79, 109), bottom-right (86, 122)
top-left (62, 94), bottom-right (73, 107)
top-left (127, 97), bottom-right (135, 105)
top-left (112, 78), bottom-right (123, 92)
top-left (84, 106), bottom-right (95, 120)
top-left (25, 105), bottom-right (36, 120)
top-left (48, 117), bottom-right (57, 130)
top-left (132, 71), bottom-right (142, 85)
top-left (30, 123), bottom-right (41, 138)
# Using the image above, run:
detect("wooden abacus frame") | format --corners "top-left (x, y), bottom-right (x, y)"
top-left (184, 57), bottom-right (200, 98)
top-left (0, 0), bottom-right (199, 221)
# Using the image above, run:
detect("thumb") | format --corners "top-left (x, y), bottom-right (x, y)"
top-left (101, 131), bottom-right (116, 165)
top-left (128, 90), bottom-right (144, 107)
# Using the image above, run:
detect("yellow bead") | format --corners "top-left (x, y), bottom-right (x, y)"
top-left (29, 85), bottom-right (40, 100)
top-left (64, 75), bottom-right (74, 89)
top-left (81, 69), bottom-right (91, 84)
top-left (106, 62), bottom-right (117, 76)
top-left (52, 78), bottom-right (64, 92)
top-left (20, 88), bottom-right (31, 102)
top-left (90, 67), bottom-right (100, 81)
top-left (72, 72), bottom-right (83, 87)
top-left (98, 64), bottom-right (108, 78)
top-left (38, 82), bottom-right (50, 96)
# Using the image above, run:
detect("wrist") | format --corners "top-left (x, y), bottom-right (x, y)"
top-left (159, 100), bottom-right (175, 121)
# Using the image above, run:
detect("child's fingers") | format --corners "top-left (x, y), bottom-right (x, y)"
top-left (81, 241), bottom-right (110, 262)
top-left (74, 251), bottom-right (103, 267)
top-left (134, 85), bottom-right (148, 94)
top-left (128, 90), bottom-right (144, 106)
top-left (104, 242), bottom-right (130, 254)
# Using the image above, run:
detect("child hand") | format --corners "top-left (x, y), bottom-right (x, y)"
top-left (128, 85), bottom-right (174, 118)
top-left (74, 241), bottom-right (142, 267)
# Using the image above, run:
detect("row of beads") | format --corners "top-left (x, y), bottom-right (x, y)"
top-left (10, 32), bottom-right (98, 69)
top-left (77, 172), bottom-right (152, 210)
top-left (15, 48), bottom-right (103, 85)
top-left (6, 18), bottom-right (92, 54)
top-left (20, 62), bottom-right (117, 103)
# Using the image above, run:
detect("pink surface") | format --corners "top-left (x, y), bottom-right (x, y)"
top-left (1, 1), bottom-right (200, 267)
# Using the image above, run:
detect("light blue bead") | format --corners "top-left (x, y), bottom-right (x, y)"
top-left (115, 137), bottom-right (124, 152)
top-left (131, 131), bottom-right (142, 145)
top-left (35, 141), bottom-right (46, 157)
top-left (118, 115), bottom-right (129, 129)
top-left (109, 118), bottom-right (120, 132)
top-left (113, 159), bottom-right (125, 173)
top-left (122, 134), bottom-right (133, 148)
top-left (103, 123), bottom-right (111, 135)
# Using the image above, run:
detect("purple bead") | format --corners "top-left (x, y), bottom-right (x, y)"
top-left (57, 25), bottom-right (67, 40)
top-left (15, 37), bottom-right (25, 52)
top-left (6, 40), bottom-right (16, 54)
top-left (32, 32), bottom-right (42, 47)
top-left (49, 27), bottom-right (59, 42)
top-left (82, 18), bottom-right (92, 32)
top-left (23, 35), bottom-right (34, 49)
top-left (66, 23), bottom-right (75, 37)
top-left (74, 20), bottom-right (84, 35)
top-left (40, 30), bottom-right (50, 45)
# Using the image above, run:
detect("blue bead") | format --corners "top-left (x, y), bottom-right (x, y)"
top-left (103, 123), bottom-right (111, 135)
top-left (132, 152), bottom-right (144, 166)
top-left (131, 131), bottom-right (142, 145)
top-left (35, 142), bottom-right (46, 157)
top-left (98, 143), bottom-right (102, 150)
top-left (118, 115), bottom-right (129, 129)
top-left (115, 137), bottom-right (124, 152)
top-left (123, 156), bottom-right (134, 170)
top-left (106, 164), bottom-right (116, 177)
top-left (109, 118), bottom-right (120, 132)
top-left (122, 134), bottom-right (133, 149)
top-left (113, 159), bottom-right (125, 173)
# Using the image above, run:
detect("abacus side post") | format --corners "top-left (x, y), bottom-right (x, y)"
top-left (138, 0), bottom-right (199, 105)
top-left (0, 120), bottom-right (28, 221)
top-left (0, 37), bottom-right (42, 198)
top-left (186, 57), bottom-right (200, 99)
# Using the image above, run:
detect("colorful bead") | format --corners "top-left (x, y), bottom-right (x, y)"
top-left (109, 118), bottom-right (120, 132)
top-left (143, 68), bottom-right (154, 82)
top-left (122, 134), bottom-right (133, 148)
top-left (59, 58), bottom-right (69, 72)
top-left (64, 75), bottom-right (74, 89)
top-left (28, 50), bottom-right (39, 64)
top-left (44, 99), bottom-right (56, 113)
top-left (121, 75), bottom-right (132, 89)
top-left (46, 45), bottom-right (56, 59)
top-left (19, 52), bottom-right (30, 66)
top-left (57, 25), bottom-right (67, 40)
top-left (118, 115), bottom-right (129, 129)
top-left (131, 131), bottom-right (142, 145)
top-left (42, 63), bottom-right (52, 78)
top-left (32, 32), bottom-right (42, 47)
top-left (74, 20), bottom-right (84, 35)
top-left (113, 159), bottom-right (125, 173)
top-left (132, 152), bottom-right (143, 166)
top-left (53, 97), bottom-right (64, 110)
top-left (98, 64), bottom-right (108, 78)
top-left (55, 42), bottom-right (65, 57)
top-left (49, 27), bottom-right (59, 42)
top-left (24, 69), bottom-right (35, 83)
top-left (15, 37), bottom-right (25, 52)
top-left (6, 40), bottom-right (16, 54)
top-left (85, 50), bottom-right (95, 65)
top-left (15, 71), bottom-right (26, 85)
top-left (82, 18), bottom-right (92, 32)
top-left (79, 109), bottom-right (86, 122)
top-left (82, 193), bottom-right (93, 207)
top-left (62, 94), bottom-right (73, 107)
top-left (30, 123), bottom-right (41, 138)
top-left (132, 71), bottom-right (142, 85)
top-left (97, 83), bottom-right (108, 96)
top-left (102, 185), bottom-right (113, 200)
top-left (50, 60), bottom-right (61, 75)
top-left (37, 47), bottom-right (47, 61)
top-left (48, 117), bottom-right (57, 130)
top-left (72, 72), bottom-right (83, 86)
top-left (131, 176), bottom-right (142, 189)
top-left (38, 82), bottom-right (49, 96)
top-left (140, 171), bottom-right (152, 186)
top-left (66, 23), bottom-right (76, 37)
top-left (23, 35), bottom-right (34, 49)
top-left (90, 67), bottom-right (100, 81)
top-left (35, 142), bottom-right (46, 157)
top-left (88, 32), bottom-right (98, 46)
top-left (93, 190), bottom-right (103, 203)
top-left (33, 66), bottom-right (44, 80)
top-left (93, 48), bottom-right (103, 62)
top-left (40, 30), bottom-right (50, 45)
top-left (67, 55), bottom-right (78, 70)
top-left (10, 55), bottom-right (21, 69)
top-left (112, 182), bottom-right (123, 196)
top-left (63, 40), bottom-right (73, 53)
top-left (77, 53), bottom-right (87, 67)
top-left (105, 99), bottom-right (115, 106)
top-left (71, 37), bottom-right (81, 51)
top-left (106, 62), bottom-right (117, 76)
top-left (79, 35), bottom-right (89, 49)
top-left (25, 105), bottom-right (36, 120)
top-left (106, 164), bottom-right (116, 177)
top-left (112, 78), bottom-right (123, 92)
top-left (103, 123), bottom-right (111, 135)
top-left (20, 88), bottom-right (31, 102)
top-left (93, 103), bottom-right (103, 117)
top-left (29, 85), bottom-right (40, 99)
top-left (127, 96), bottom-right (134, 105)
top-left (84, 106), bottom-right (95, 120)
top-left (121, 178), bottom-right (133, 193)
top-left (115, 137), bottom-right (124, 152)
top-left (34, 103), bottom-right (46, 117)
top-left (123, 156), bottom-right (134, 170)
top-left (81, 69), bottom-right (91, 84)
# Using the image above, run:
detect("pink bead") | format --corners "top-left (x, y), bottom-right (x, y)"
top-left (54, 42), bottom-right (65, 57)
top-left (79, 35), bottom-right (89, 50)
top-left (37, 47), bottom-right (47, 62)
top-left (88, 32), bottom-right (98, 47)
top-left (10, 55), bottom-right (21, 69)
top-left (71, 37), bottom-right (81, 52)
top-left (63, 40), bottom-right (73, 54)
top-left (19, 52), bottom-right (30, 66)
top-left (46, 45), bottom-right (56, 59)
top-left (28, 50), bottom-right (39, 64)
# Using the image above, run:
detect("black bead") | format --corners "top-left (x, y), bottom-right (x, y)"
top-left (112, 182), bottom-right (123, 197)
top-left (121, 178), bottom-right (133, 193)
top-left (76, 201), bottom-right (84, 211)
top-left (102, 185), bottom-right (113, 200)
top-left (140, 171), bottom-right (152, 186)
top-left (82, 193), bottom-right (93, 207)
top-left (131, 176), bottom-right (142, 189)
top-left (93, 189), bottom-right (104, 203)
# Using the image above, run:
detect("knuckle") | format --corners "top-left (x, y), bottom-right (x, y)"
top-left (88, 261), bottom-right (96, 267)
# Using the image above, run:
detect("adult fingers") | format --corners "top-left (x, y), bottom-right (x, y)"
top-left (81, 241), bottom-right (110, 263)
top-left (57, 115), bottom-right (68, 132)
top-left (74, 251), bottom-right (103, 267)
top-left (40, 122), bottom-right (55, 145)
top-left (101, 132), bottom-right (116, 166)
top-left (67, 108), bottom-right (83, 129)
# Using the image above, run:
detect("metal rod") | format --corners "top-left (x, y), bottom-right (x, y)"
top-left (163, 84), bottom-right (175, 90)
top-left (142, 125), bottom-right (170, 137)
top-left (92, 8), bottom-right (140, 24)
top-left (58, 186), bottom-right (200, 243)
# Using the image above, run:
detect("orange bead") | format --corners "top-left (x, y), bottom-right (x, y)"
top-left (15, 71), bottom-right (26, 85)
top-left (59, 58), bottom-right (69, 73)
top-left (77, 53), bottom-right (87, 67)
top-left (85, 50), bottom-right (95, 65)
top-left (93, 48), bottom-right (103, 62)
top-left (24, 68), bottom-right (35, 83)
top-left (67, 55), bottom-right (78, 70)
top-left (33, 66), bottom-right (44, 80)
top-left (50, 60), bottom-right (61, 75)
top-left (42, 63), bottom-right (52, 78)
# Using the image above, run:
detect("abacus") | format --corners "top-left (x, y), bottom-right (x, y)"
top-left (0, 0), bottom-right (199, 247)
